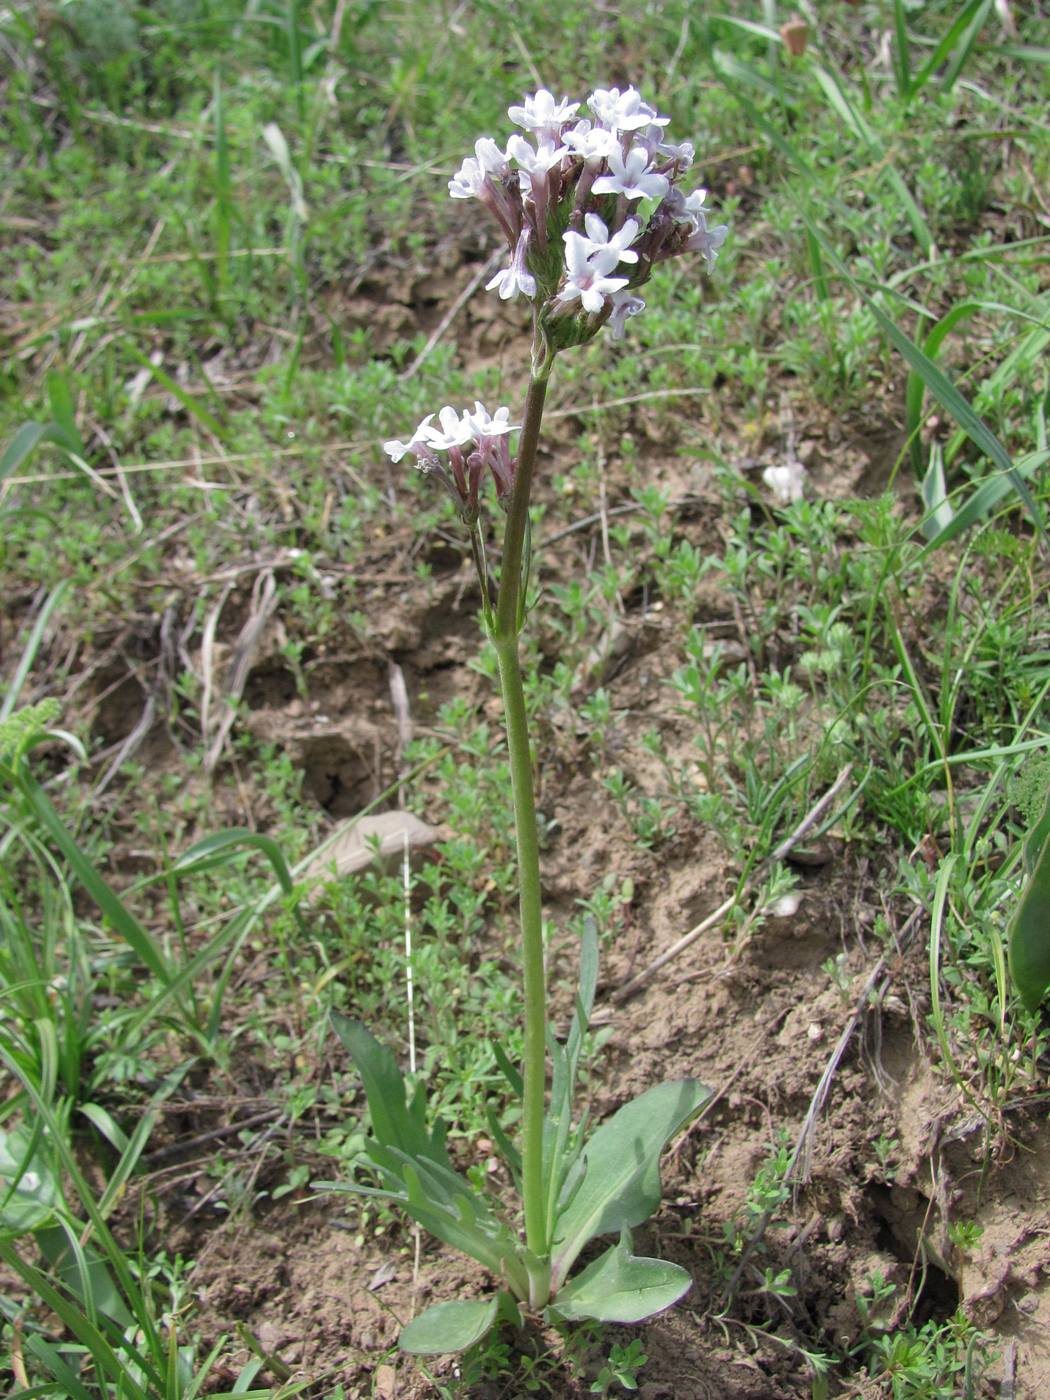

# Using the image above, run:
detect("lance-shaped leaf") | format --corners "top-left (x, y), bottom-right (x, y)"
top-left (330, 1014), bottom-right (451, 1168)
top-left (550, 1078), bottom-right (709, 1289)
top-left (549, 1229), bottom-right (692, 1324)
top-left (542, 920), bottom-right (599, 1241)
top-left (1009, 783), bottom-right (1050, 1012)
top-left (321, 1015), bottom-right (531, 1297)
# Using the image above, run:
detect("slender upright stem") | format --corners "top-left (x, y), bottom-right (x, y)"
top-left (491, 371), bottom-right (550, 1265)
top-left (494, 374), bottom-right (548, 639)
top-left (494, 633), bottom-right (547, 1262)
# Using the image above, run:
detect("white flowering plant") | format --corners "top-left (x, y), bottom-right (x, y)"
top-left (320, 86), bottom-right (727, 1357)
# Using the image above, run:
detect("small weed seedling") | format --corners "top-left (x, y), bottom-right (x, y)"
top-left (317, 86), bottom-right (727, 1353)
top-left (590, 1337), bottom-right (648, 1394)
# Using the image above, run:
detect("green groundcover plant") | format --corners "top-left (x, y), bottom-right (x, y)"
top-left (316, 85), bottom-right (727, 1355)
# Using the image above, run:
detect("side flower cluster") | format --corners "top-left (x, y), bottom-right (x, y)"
top-left (450, 86), bottom-right (728, 349)
top-left (384, 403), bottom-right (519, 523)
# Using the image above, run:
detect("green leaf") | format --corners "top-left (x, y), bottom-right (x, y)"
top-left (175, 829), bottom-right (298, 897)
top-left (0, 1125), bottom-right (58, 1234)
top-left (0, 583), bottom-right (69, 723)
top-left (919, 445), bottom-right (952, 540)
top-left (324, 1016), bottom-right (531, 1297)
top-left (1024, 783), bottom-right (1050, 879)
top-left (891, 0), bottom-right (912, 98)
top-left (330, 1014), bottom-right (443, 1163)
top-left (47, 372), bottom-right (86, 460)
top-left (121, 339), bottom-right (226, 439)
top-left (905, 302), bottom-right (981, 478)
top-left (549, 1230), bottom-right (692, 1324)
top-left (1009, 786), bottom-right (1050, 1012)
top-left (17, 770), bottom-right (173, 987)
top-left (551, 1079), bottom-right (709, 1288)
top-left (542, 920), bottom-right (601, 1241)
top-left (919, 450), bottom-right (1050, 555)
top-left (37, 1224), bottom-right (136, 1329)
top-left (0, 1237), bottom-right (151, 1400)
top-left (399, 1293), bottom-right (519, 1355)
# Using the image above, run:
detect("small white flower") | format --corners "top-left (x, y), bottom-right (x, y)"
top-left (508, 89), bottom-right (580, 134)
top-left (563, 119), bottom-right (619, 166)
top-left (448, 139), bottom-right (509, 199)
top-left (485, 227), bottom-right (537, 301)
top-left (468, 402), bottom-right (519, 437)
top-left (592, 145), bottom-right (669, 200)
top-left (665, 186), bottom-right (709, 224)
top-left (474, 137), bottom-right (509, 174)
top-left (557, 231), bottom-right (629, 314)
top-left (449, 156), bottom-right (485, 200)
top-left (588, 86), bottom-right (669, 133)
top-left (486, 263), bottom-right (535, 300)
top-left (662, 187), bottom-right (728, 270)
top-left (507, 133), bottom-right (567, 176)
top-left (685, 215), bottom-right (729, 270)
top-left (384, 413), bottom-right (435, 462)
top-left (579, 212), bottom-right (640, 265)
top-left (658, 136), bottom-right (695, 167)
top-left (763, 461), bottom-right (807, 505)
top-left (425, 405), bottom-right (475, 451)
top-left (607, 289), bottom-right (646, 340)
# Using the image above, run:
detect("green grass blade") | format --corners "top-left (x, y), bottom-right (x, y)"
top-left (46, 371), bottom-right (86, 460)
top-left (121, 340), bottom-right (225, 439)
top-left (213, 69), bottom-right (233, 303)
top-left (0, 1240), bottom-right (151, 1400)
top-left (723, 89), bottom-right (1046, 545)
top-left (809, 61), bottom-right (931, 251)
top-left (17, 770), bottom-right (173, 987)
top-left (920, 450), bottom-right (1050, 555)
top-left (938, 0), bottom-right (993, 94)
top-left (174, 828), bottom-right (297, 896)
top-left (0, 581), bottom-right (70, 722)
top-left (920, 445), bottom-right (952, 540)
top-left (709, 46), bottom-right (782, 102)
top-left (1, 423), bottom-right (69, 483)
top-left (906, 301), bottom-right (982, 476)
top-left (909, 0), bottom-right (990, 96)
top-left (286, 0), bottom-right (304, 117)
top-left (1008, 784), bottom-right (1050, 1012)
top-left (891, 0), bottom-right (912, 98)
top-left (22, 1332), bottom-right (97, 1400)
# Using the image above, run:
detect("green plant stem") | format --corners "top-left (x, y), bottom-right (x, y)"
top-left (492, 371), bottom-right (550, 1269)
top-left (495, 374), bottom-right (548, 639)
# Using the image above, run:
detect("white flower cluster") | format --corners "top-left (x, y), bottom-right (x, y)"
top-left (449, 86), bottom-right (728, 343)
top-left (384, 403), bottom-right (519, 521)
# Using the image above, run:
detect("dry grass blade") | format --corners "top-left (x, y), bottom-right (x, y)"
top-left (93, 609), bottom-right (179, 796)
top-left (203, 569), bottom-right (278, 773)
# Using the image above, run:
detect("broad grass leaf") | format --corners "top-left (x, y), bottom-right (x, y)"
top-left (0, 1125), bottom-right (58, 1234)
top-left (920, 450), bottom-right (1050, 556)
top-left (175, 828), bottom-right (297, 895)
top-left (1009, 786), bottom-right (1050, 1013)
top-left (906, 302), bottom-right (982, 478)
